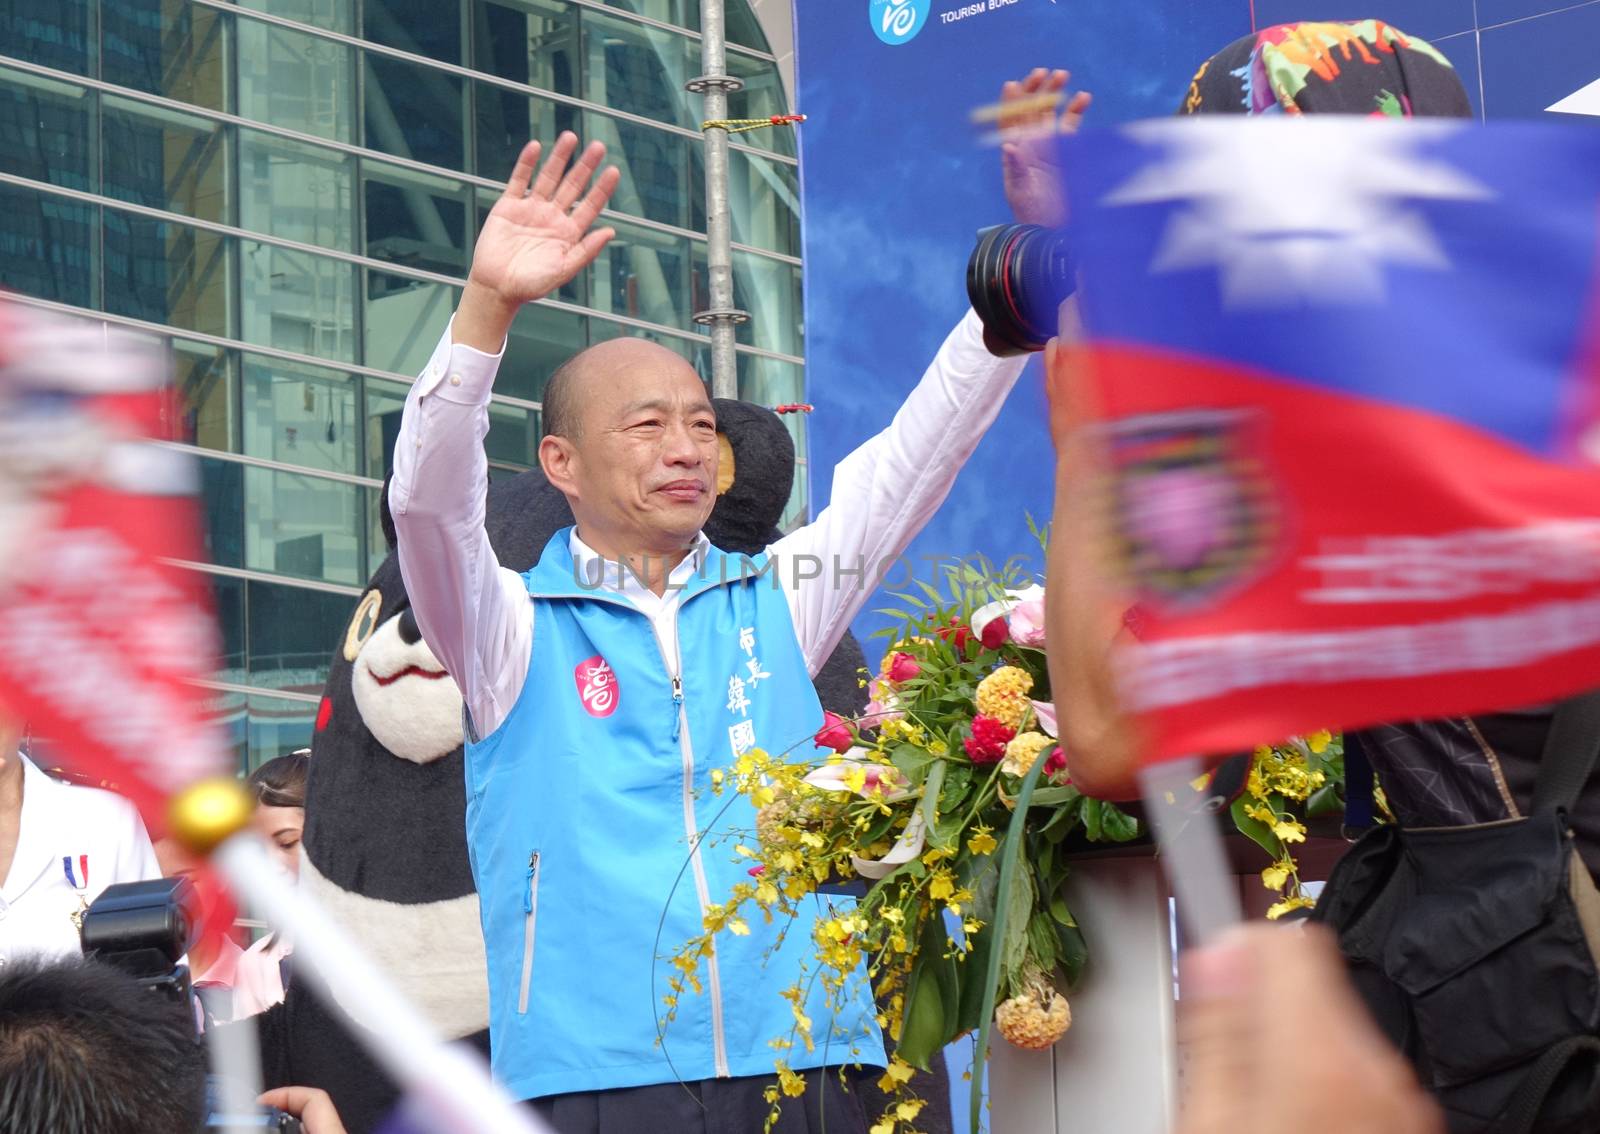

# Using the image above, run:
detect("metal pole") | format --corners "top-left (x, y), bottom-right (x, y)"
top-left (688, 0), bottom-right (748, 400)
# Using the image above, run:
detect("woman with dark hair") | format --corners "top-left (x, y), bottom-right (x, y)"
top-left (219, 749), bottom-right (311, 1022)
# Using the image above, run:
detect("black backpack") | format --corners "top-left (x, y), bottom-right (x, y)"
top-left (1312, 693), bottom-right (1600, 1134)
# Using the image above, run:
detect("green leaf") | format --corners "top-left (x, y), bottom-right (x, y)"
top-left (1307, 782), bottom-right (1344, 819)
top-left (1025, 911), bottom-right (1060, 974)
top-left (1040, 793), bottom-right (1085, 838)
top-left (1028, 786), bottom-right (1079, 808)
top-left (939, 762), bottom-right (974, 813)
top-left (1099, 803), bottom-right (1142, 843)
top-left (970, 747), bottom-right (1048, 1134)
top-left (1230, 796), bottom-right (1284, 859)
top-left (889, 744), bottom-right (936, 785)
top-left (897, 931), bottom-right (949, 1070)
top-left (1000, 855), bottom-right (1035, 993)
top-left (1054, 915), bottom-right (1089, 990)
top-left (1082, 797), bottom-right (1104, 841)
top-left (920, 761), bottom-right (947, 840)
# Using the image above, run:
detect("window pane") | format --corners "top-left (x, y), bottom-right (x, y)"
top-left (170, 338), bottom-right (237, 452)
top-left (731, 250), bottom-right (801, 357)
top-left (209, 571), bottom-right (245, 672)
top-left (238, 0), bottom-right (353, 34)
top-left (364, 0), bottom-right (462, 63)
top-left (104, 211), bottom-right (232, 336)
top-left (595, 0), bottom-right (696, 30)
top-left (238, 130), bottom-right (354, 250)
top-left (0, 187), bottom-right (95, 306)
top-left (246, 577), bottom-right (359, 691)
top-left (727, 147), bottom-right (798, 258)
top-left (587, 316), bottom-right (705, 370)
top-left (240, 240), bottom-right (356, 361)
top-left (363, 374), bottom-right (408, 481)
top-left (198, 455), bottom-right (245, 568)
top-left (725, 52), bottom-right (794, 157)
top-left (102, 97), bottom-right (229, 223)
top-left (589, 217), bottom-right (693, 330)
top-left (725, 10), bottom-right (773, 53)
top-left (237, 19), bottom-right (354, 143)
top-left (363, 272), bottom-right (460, 375)
top-left (582, 9), bottom-right (698, 132)
top-left (242, 353), bottom-right (360, 474)
top-left (101, 0), bottom-right (229, 111)
top-left (365, 484), bottom-right (391, 576)
top-left (471, 81), bottom-right (577, 184)
top-left (0, 72), bottom-right (93, 191)
top-left (486, 400), bottom-right (537, 468)
top-left (364, 53), bottom-right (463, 171)
top-left (7, 0), bottom-right (91, 75)
top-left (364, 161), bottom-right (469, 275)
top-left (583, 110), bottom-right (701, 231)
top-left (472, 0), bottom-right (577, 96)
top-left (499, 301), bottom-right (586, 403)
top-left (243, 465), bottom-right (364, 585)
top-left (246, 692), bottom-right (320, 769)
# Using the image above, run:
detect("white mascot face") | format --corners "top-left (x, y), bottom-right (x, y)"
top-left (343, 589), bottom-right (464, 764)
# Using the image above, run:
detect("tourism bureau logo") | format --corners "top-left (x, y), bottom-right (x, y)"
top-left (870, 0), bottom-right (928, 44)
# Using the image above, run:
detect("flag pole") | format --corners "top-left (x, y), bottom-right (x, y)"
top-left (1137, 757), bottom-right (1243, 947)
top-left (688, 0), bottom-right (748, 400)
top-left (212, 834), bottom-right (552, 1134)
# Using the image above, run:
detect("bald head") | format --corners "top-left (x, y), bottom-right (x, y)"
top-left (542, 337), bottom-right (704, 441)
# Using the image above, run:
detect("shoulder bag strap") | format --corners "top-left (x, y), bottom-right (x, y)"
top-left (1531, 690), bottom-right (1600, 815)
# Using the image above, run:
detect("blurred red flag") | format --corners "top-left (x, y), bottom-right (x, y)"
top-left (0, 299), bottom-right (230, 832)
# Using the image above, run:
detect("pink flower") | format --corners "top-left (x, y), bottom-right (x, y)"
top-left (1031, 699), bottom-right (1058, 739)
top-left (1043, 748), bottom-right (1071, 785)
top-left (979, 616), bottom-right (1010, 651)
top-left (964, 714), bottom-right (1016, 764)
top-left (814, 710), bottom-right (854, 754)
top-left (864, 675), bottom-right (905, 729)
top-left (747, 865), bottom-right (766, 877)
top-left (1010, 598), bottom-right (1047, 647)
top-left (886, 651), bottom-right (921, 684)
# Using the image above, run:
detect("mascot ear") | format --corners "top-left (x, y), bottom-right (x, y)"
top-left (379, 472), bottom-right (398, 552)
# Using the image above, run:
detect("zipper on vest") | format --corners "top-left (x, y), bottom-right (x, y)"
top-left (518, 850), bottom-right (540, 1015)
top-left (646, 617), bottom-right (730, 1078)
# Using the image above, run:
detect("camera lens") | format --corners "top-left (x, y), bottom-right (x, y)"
top-left (966, 223), bottom-right (1076, 356)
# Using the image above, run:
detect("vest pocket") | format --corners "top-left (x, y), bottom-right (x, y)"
top-left (518, 850), bottom-right (541, 1015)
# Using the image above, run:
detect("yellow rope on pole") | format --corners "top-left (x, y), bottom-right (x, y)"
top-left (701, 113), bottom-right (807, 134)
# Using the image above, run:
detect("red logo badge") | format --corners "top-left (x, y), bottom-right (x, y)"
top-left (575, 656), bottom-right (619, 718)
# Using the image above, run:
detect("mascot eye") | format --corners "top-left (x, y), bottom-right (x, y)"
top-left (342, 589), bottom-right (382, 661)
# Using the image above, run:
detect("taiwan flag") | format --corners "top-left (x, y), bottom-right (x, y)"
top-left (1057, 119), bottom-right (1600, 762)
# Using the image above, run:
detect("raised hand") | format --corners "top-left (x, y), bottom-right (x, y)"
top-left (998, 68), bottom-right (1092, 229)
top-left (454, 133), bottom-right (621, 352)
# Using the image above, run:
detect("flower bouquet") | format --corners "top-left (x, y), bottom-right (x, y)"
top-left (666, 558), bottom-right (1143, 1132)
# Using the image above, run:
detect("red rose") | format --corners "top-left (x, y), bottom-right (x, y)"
top-left (887, 651), bottom-right (921, 684)
top-left (979, 616), bottom-right (1010, 651)
top-left (814, 710), bottom-right (854, 754)
top-left (1043, 749), bottom-right (1071, 785)
top-left (964, 714), bottom-right (1016, 764)
top-left (936, 616), bottom-right (973, 655)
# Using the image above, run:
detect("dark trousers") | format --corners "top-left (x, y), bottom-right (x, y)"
top-left (527, 1068), bottom-right (874, 1134)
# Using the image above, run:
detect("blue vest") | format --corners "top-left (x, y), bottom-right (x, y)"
top-left (465, 531), bottom-right (885, 1100)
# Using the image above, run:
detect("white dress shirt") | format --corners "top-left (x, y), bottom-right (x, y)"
top-left (0, 754), bottom-right (162, 965)
top-left (390, 309), bottom-right (1027, 738)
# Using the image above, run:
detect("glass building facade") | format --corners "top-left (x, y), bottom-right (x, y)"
top-left (0, 0), bottom-right (804, 771)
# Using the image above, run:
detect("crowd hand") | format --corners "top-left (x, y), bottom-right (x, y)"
top-left (258, 1086), bottom-right (349, 1134)
top-left (998, 68), bottom-right (1091, 229)
top-left (453, 132), bottom-right (622, 352)
top-left (1177, 925), bottom-right (1443, 1134)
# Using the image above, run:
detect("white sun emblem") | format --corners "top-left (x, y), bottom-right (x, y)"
top-left (1105, 119), bottom-right (1494, 308)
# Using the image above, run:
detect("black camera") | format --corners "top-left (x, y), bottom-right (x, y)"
top-left (966, 222), bottom-right (1077, 356)
top-left (81, 879), bottom-right (303, 1134)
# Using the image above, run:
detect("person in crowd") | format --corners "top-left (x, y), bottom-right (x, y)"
top-left (0, 717), bottom-right (160, 965)
top-left (0, 952), bottom-right (349, 1134)
top-left (231, 749), bottom-right (309, 1018)
top-left (389, 124), bottom-right (1039, 1131)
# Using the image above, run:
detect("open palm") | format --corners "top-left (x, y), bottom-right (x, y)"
top-left (999, 69), bottom-right (1092, 229)
top-left (469, 133), bottom-right (622, 305)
